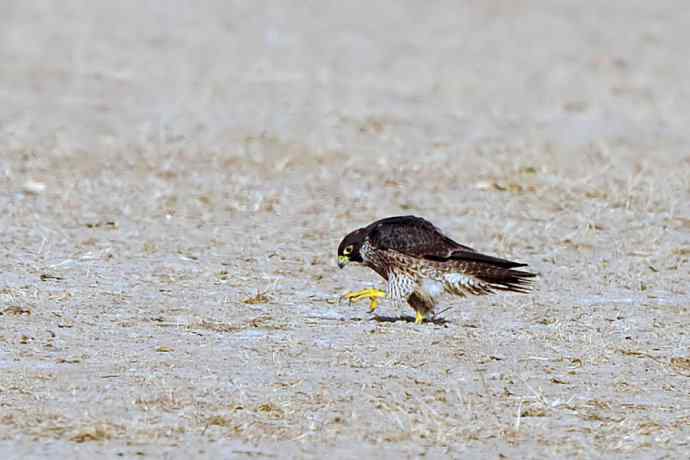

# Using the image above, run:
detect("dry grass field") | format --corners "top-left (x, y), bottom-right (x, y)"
top-left (1, 1), bottom-right (690, 458)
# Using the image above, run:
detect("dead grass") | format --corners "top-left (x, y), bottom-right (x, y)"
top-left (242, 291), bottom-right (272, 305)
top-left (70, 424), bottom-right (121, 443)
top-left (1, 2), bottom-right (690, 458)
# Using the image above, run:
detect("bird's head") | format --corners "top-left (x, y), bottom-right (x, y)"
top-left (337, 228), bottom-right (366, 268)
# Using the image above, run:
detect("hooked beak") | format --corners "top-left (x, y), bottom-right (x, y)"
top-left (337, 255), bottom-right (349, 269)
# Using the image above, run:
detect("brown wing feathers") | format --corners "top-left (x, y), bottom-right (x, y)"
top-left (366, 215), bottom-right (536, 294)
top-left (425, 249), bottom-right (525, 268)
top-left (368, 215), bottom-right (474, 256)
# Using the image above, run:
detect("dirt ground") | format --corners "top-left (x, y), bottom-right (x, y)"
top-left (1, 1), bottom-right (690, 459)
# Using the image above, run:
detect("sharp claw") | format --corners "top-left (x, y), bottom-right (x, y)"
top-left (341, 291), bottom-right (358, 304)
top-left (343, 293), bottom-right (359, 304)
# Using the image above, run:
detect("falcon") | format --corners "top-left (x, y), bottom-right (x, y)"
top-left (337, 215), bottom-right (536, 324)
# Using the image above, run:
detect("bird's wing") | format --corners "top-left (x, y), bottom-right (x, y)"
top-left (367, 215), bottom-right (474, 258)
top-left (367, 215), bottom-right (536, 294)
top-left (368, 215), bottom-right (531, 269)
top-left (425, 248), bottom-right (528, 269)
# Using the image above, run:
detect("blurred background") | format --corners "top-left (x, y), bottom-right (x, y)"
top-left (2, 1), bottom-right (689, 156)
top-left (2, 3), bottom-right (690, 457)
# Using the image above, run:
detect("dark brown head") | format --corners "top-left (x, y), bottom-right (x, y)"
top-left (337, 227), bottom-right (367, 268)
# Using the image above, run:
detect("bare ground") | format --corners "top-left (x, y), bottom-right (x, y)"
top-left (1, 2), bottom-right (690, 459)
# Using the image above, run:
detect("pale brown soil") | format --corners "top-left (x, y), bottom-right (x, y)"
top-left (1, 2), bottom-right (690, 459)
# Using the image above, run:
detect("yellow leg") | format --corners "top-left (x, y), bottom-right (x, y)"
top-left (415, 310), bottom-right (425, 325)
top-left (343, 288), bottom-right (386, 313)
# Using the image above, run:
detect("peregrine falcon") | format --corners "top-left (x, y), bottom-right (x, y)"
top-left (337, 215), bottom-right (536, 324)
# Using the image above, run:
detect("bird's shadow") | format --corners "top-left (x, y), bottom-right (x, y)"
top-left (369, 314), bottom-right (451, 326)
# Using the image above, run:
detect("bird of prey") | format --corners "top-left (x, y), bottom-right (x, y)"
top-left (337, 215), bottom-right (536, 324)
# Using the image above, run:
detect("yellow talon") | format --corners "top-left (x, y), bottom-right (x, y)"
top-left (343, 288), bottom-right (386, 313)
top-left (415, 310), bottom-right (425, 325)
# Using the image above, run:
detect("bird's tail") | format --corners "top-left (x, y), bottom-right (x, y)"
top-left (472, 265), bottom-right (536, 294)
top-left (428, 250), bottom-right (537, 295)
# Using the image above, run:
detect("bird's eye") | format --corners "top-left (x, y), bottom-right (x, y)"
top-left (343, 245), bottom-right (353, 255)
